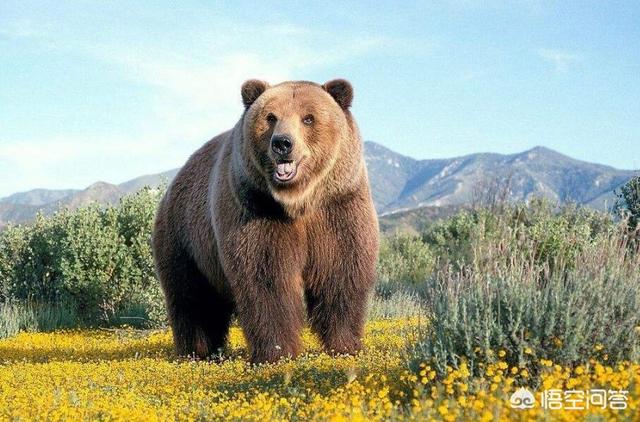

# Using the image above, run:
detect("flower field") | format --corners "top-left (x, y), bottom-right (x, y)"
top-left (0, 318), bottom-right (638, 421)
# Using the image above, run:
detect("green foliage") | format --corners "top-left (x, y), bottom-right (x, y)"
top-left (0, 301), bottom-right (78, 339)
top-left (367, 290), bottom-right (425, 320)
top-left (407, 210), bottom-right (640, 381)
top-left (0, 187), bottom-right (165, 329)
top-left (422, 200), bottom-right (614, 273)
top-left (377, 234), bottom-right (435, 286)
top-left (615, 175), bottom-right (640, 230)
top-left (421, 209), bottom-right (483, 267)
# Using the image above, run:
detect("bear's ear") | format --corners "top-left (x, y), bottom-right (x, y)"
top-left (323, 79), bottom-right (353, 110)
top-left (241, 79), bottom-right (269, 108)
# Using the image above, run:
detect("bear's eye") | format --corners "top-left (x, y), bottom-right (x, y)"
top-left (302, 114), bottom-right (314, 125)
top-left (266, 113), bottom-right (277, 124)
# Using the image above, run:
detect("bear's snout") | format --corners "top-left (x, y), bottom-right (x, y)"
top-left (271, 134), bottom-right (294, 157)
top-left (271, 134), bottom-right (301, 184)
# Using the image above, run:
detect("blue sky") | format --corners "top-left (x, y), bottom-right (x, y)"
top-left (1, 1), bottom-right (639, 197)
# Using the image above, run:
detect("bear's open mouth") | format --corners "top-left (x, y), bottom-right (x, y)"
top-left (274, 160), bottom-right (298, 183)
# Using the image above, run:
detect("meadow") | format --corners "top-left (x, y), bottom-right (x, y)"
top-left (1, 318), bottom-right (639, 420)
top-left (1, 177), bottom-right (639, 421)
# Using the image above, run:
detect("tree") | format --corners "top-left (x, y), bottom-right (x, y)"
top-left (615, 176), bottom-right (640, 230)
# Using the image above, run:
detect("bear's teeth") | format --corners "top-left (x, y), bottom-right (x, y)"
top-left (277, 162), bottom-right (294, 174)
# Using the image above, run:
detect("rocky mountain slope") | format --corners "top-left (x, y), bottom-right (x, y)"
top-left (1, 142), bottom-right (636, 229)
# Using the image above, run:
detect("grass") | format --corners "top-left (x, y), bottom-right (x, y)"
top-left (367, 290), bottom-right (426, 320)
top-left (0, 301), bottom-right (77, 339)
top-left (1, 319), bottom-right (639, 421)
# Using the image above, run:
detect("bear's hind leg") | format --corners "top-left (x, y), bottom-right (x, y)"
top-left (159, 256), bottom-right (234, 359)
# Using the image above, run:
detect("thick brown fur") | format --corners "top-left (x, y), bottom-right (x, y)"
top-left (152, 79), bottom-right (379, 363)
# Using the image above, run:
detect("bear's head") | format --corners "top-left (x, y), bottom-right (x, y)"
top-left (239, 79), bottom-right (361, 211)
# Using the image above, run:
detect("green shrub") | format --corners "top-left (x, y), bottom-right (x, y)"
top-left (377, 233), bottom-right (435, 287)
top-left (615, 175), bottom-right (640, 230)
top-left (407, 223), bottom-right (640, 383)
top-left (421, 209), bottom-right (481, 267)
top-left (0, 301), bottom-right (78, 338)
top-left (421, 200), bottom-right (615, 275)
top-left (0, 187), bottom-right (166, 328)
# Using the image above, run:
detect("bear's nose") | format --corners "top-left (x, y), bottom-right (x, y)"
top-left (271, 135), bottom-right (293, 156)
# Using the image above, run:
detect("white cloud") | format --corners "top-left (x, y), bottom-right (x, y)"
top-left (0, 19), bottom-right (47, 39)
top-left (536, 48), bottom-right (582, 73)
top-left (0, 17), bottom-right (395, 196)
top-left (0, 134), bottom-right (183, 194)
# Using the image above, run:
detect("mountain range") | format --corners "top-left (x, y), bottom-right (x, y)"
top-left (1, 142), bottom-right (636, 229)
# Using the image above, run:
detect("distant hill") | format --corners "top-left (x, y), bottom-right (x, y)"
top-left (366, 143), bottom-right (635, 213)
top-left (0, 142), bottom-right (636, 229)
top-left (378, 205), bottom-right (461, 235)
top-left (0, 188), bottom-right (80, 207)
top-left (0, 170), bottom-right (178, 229)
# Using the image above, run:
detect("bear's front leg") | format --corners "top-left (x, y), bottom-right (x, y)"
top-left (221, 219), bottom-right (307, 364)
top-left (305, 202), bottom-right (379, 356)
top-left (306, 275), bottom-right (375, 356)
top-left (231, 273), bottom-right (305, 363)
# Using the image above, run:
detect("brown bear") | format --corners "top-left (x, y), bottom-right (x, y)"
top-left (152, 79), bottom-right (379, 363)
